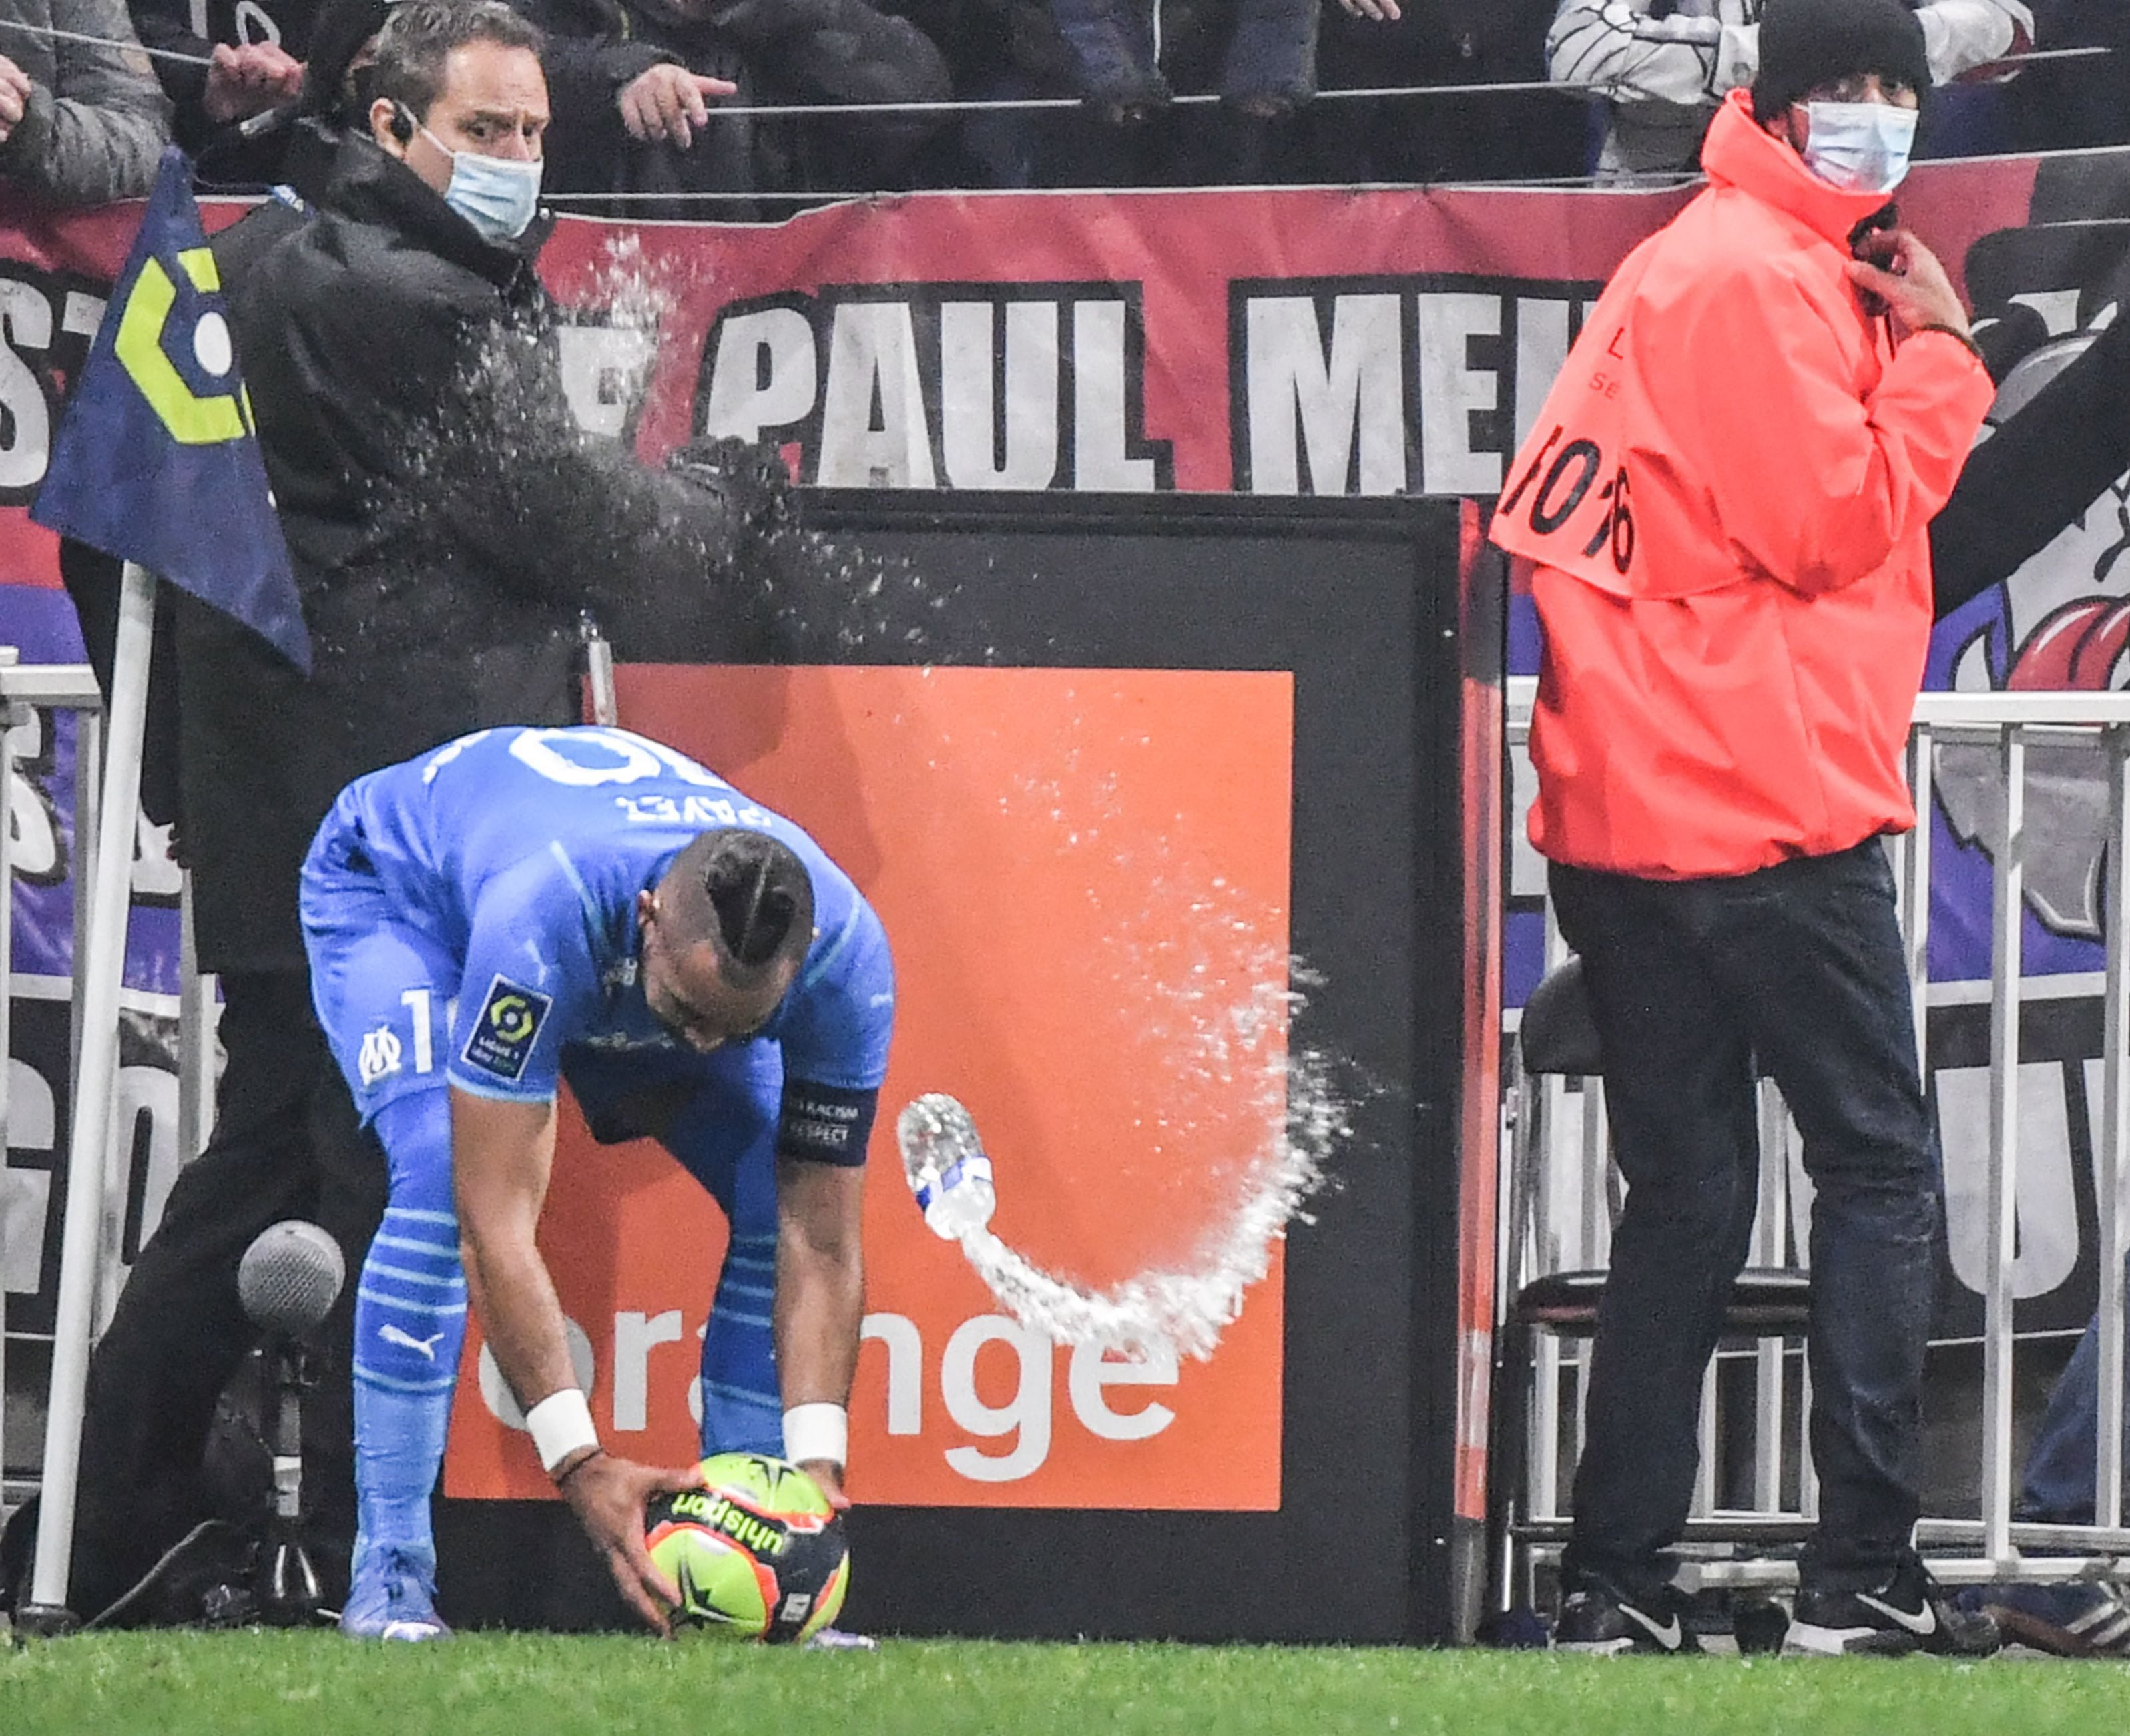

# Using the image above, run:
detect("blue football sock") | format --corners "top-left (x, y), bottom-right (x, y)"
top-left (667, 1055), bottom-right (786, 1460)
top-left (700, 1229), bottom-right (783, 1457)
top-left (352, 1089), bottom-right (465, 1568)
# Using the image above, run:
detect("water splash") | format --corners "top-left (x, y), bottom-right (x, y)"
top-left (324, 228), bottom-right (963, 673)
top-left (581, 231), bottom-right (680, 350)
top-left (920, 961), bottom-right (1359, 1364)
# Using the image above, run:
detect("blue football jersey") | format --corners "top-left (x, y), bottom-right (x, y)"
top-left (324, 726), bottom-right (894, 1113)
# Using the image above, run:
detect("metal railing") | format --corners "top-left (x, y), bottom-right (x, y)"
top-left (0, 655), bottom-right (103, 1514)
top-left (0, 653), bottom-right (222, 1517)
top-left (1503, 676), bottom-right (2130, 1591)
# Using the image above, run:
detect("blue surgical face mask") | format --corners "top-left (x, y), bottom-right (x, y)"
top-left (1799, 100), bottom-right (1918, 196)
top-left (421, 123), bottom-right (543, 244)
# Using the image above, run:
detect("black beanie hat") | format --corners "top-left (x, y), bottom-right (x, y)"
top-left (1751, 0), bottom-right (1931, 122)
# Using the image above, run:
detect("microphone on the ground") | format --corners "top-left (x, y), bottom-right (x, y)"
top-left (238, 1221), bottom-right (346, 1625)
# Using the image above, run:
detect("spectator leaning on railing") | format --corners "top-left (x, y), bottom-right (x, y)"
top-left (509, 0), bottom-right (746, 209)
top-left (127, 0), bottom-right (308, 180)
top-left (1999, 0), bottom-right (2130, 151)
top-left (1312, 0), bottom-right (1587, 184)
top-left (517, 0), bottom-right (949, 214)
top-left (0, 0), bottom-right (168, 203)
top-left (127, 0), bottom-right (415, 189)
top-left (1049, 0), bottom-right (1316, 120)
top-left (883, 0), bottom-right (1079, 188)
top-left (1039, 0), bottom-right (1318, 184)
top-left (1547, 0), bottom-right (2033, 178)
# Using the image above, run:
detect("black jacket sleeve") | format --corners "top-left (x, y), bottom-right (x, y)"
top-left (127, 0), bottom-right (214, 111)
top-left (541, 36), bottom-right (676, 126)
top-left (706, 0), bottom-right (950, 166)
top-left (1933, 308), bottom-right (2130, 620)
top-left (413, 317), bottom-right (802, 664)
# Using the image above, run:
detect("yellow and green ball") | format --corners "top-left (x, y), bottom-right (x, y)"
top-left (645, 1452), bottom-right (849, 1643)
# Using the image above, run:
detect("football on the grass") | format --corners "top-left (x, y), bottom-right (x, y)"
top-left (645, 1452), bottom-right (848, 1642)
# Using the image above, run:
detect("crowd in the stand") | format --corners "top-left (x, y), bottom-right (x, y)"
top-left (1, 0), bottom-right (2128, 210)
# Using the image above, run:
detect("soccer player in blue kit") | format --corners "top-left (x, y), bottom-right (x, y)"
top-left (298, 724), bottom-right (894, 1639)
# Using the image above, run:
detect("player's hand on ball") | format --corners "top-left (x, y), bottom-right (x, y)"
top-left (559, 1450), bottom-right (705, 1634)
top-left (645, 1453), bottom-right (852, 1641)
top-left (797, 1458), bottom-right (850, 1511)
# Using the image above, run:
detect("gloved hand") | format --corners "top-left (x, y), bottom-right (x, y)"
top-left (1048, 0), bottom-right (1173, 121)
top-left (664, 435), bottom-right (798, 543)
top-left (1091, 69), bottom-right (1173, 124)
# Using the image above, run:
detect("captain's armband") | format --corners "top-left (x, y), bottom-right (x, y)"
top-left (777, 1079), bottom-right (878, 1167)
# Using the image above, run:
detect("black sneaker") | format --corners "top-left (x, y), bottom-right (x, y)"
top-left (1553, 1571), bottom-right (1702, 1655)
top-left (1783, 1555), bottom-right (2001, 1657)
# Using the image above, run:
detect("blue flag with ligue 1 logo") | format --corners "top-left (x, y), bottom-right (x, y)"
top-left (31, 147), bottom-right (310, 673)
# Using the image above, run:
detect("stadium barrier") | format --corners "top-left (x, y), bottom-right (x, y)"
top-left (1500, 678), bottom-right (2130, 1596)
top-left (3, 493), bottom-right (1509, 1642)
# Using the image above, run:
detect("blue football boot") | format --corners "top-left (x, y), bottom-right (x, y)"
top-left (338, 1544), bottom-right (451, 1641)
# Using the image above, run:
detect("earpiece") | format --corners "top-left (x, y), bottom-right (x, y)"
top-left (388, 103), bottom-right (414, 145)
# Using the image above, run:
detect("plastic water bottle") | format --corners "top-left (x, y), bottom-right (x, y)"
top-left (897, 1093), bottom-right (997, 1241)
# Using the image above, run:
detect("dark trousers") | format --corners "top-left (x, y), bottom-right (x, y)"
top-left (1549, 839), bottom-right (1942, 1586)
top-left (68, 970), bottom-right (386, 1619)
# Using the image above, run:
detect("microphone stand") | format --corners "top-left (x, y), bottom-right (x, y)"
top-left (253, 1334), bottom-right (327, 1626)
top-left (234, 1220), bottom-right (345, 1627)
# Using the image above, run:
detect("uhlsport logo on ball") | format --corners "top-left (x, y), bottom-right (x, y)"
top-left (645, 1452), bottom-right (849, 1641)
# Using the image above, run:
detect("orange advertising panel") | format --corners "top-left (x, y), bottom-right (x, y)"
top-left (443, 665), bottom-right (1294, 1509)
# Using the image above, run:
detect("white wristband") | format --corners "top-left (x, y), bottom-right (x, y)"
top-left (525, 1387), bottom-right (599, 1476)
top-left (782, 1402), bottom-right (848, 1469)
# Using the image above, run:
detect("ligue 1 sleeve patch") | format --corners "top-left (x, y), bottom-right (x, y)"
top-left (461, 976), bottom-right (553, 1083)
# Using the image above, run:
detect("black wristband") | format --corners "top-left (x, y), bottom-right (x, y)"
top-left (553, 1446), bottom-right (605, 1490)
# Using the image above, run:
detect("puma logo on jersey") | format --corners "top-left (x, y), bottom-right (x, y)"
top-left (358, 1025), bottom-right (403, 1087)
top-left (379, 1324), bottom-right (446, 1360)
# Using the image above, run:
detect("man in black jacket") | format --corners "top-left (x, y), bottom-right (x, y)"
top-left (30, 0), bottom-right (788, 1626)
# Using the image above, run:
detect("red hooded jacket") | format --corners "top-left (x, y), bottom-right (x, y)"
top-left (1491, 89), bottom-right (1994, 880)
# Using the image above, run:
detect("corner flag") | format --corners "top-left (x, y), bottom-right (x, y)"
top-left (32, 148), bottom-right (310, 673)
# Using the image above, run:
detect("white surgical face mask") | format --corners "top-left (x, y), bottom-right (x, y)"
top-left (421, 123), bottom-right (543, 244)
top-left (1799, 100), bottom-right (1918, 196)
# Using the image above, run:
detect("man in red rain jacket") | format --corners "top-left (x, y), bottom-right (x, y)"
top-left (1492, 0), bottom-right (1996, 1658)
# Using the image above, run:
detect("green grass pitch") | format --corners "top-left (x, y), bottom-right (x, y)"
top-left (4, 1631), bottom-right (2129, 1735)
